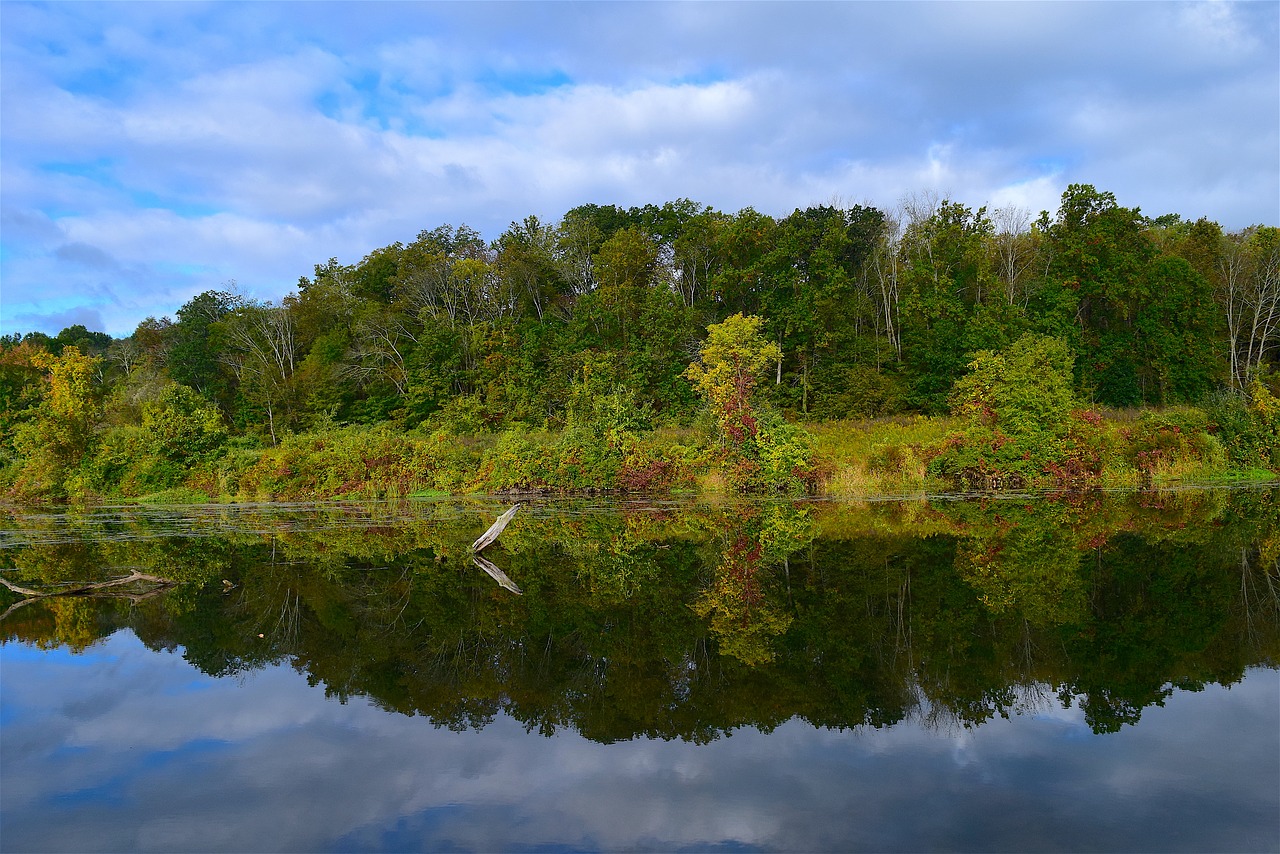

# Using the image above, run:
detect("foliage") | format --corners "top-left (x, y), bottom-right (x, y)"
top-left (1, 186), bottom-right (1276, 501)
top-left (1206, 378), bottom-right (1280, 472)
top-left (5, 347), bottom-right (103, 500)
top-left (685, 313), bottom-right (779, 445)
top-left (1122, 408), bottom-right (1225, 484)
top-left (929, 333), bottom-right (1079, 488)
top-left (685, 314), bottom-right (819, 493)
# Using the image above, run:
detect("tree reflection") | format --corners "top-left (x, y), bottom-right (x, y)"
top-left (2, 490), bottom-right (1277, 739)
top-left (692, 503), bottom-right (809, 666)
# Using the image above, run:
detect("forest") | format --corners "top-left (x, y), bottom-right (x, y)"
top-left (1, 183), bottom-right (1278, 502)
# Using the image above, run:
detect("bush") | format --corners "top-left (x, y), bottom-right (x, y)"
top-left (474, 428), bottom-right (549, 492)
top-left (1123, 408), bottom-right (1224, 482)
top-left (754, 416), bottom-right (820, 494)
top-left (1206, 381), bottom-right (1280, 471)
top-left (929, 334), bottom-right (1078, 488)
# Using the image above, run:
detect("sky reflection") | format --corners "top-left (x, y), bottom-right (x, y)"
top-left (2, 630), bottom-right (1277, 853)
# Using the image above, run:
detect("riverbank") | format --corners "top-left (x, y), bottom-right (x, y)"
top-left (10, 404), bottom-right (1274, 506)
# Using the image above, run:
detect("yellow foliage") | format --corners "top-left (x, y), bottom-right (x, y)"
top-left (32, 346), bottom-right (101, 427)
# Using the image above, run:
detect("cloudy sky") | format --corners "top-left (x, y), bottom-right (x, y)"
top-left (2, 1), bottom-right (1277, 338)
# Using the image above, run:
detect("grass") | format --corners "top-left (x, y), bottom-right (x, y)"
top-left (810, 415), bottom-right (958, 498)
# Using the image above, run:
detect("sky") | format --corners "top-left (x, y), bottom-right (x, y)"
top-left (1, 1), bottom-right (1277, 339)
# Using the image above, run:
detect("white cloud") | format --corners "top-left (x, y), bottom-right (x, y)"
top-left (1, 1), bottom-right (1275, 336)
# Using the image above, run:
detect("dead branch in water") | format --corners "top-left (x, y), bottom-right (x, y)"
top-left (472, 504), bottom-right (520, 552)
top-left (0, 570), bottom-right (177, 621)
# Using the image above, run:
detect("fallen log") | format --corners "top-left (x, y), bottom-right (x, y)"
top-left (472, 504), bottom-right (520, 552)
top-left (0, 570), bottom-right (177, 621)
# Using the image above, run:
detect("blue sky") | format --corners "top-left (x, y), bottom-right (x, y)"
top-left (2, 1), bottom-right (1277, 338)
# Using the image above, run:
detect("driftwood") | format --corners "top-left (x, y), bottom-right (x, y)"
top-left (471, 504), bottom-right (520, 552)
top-left (472, 554), bottom-right (522, 594)
top-left (0, 570), bottom-right (177, 621)
top-left (469, 505), bottom-right (522, 594)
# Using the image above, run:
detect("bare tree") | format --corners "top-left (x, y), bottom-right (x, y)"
top-left (672, 212), bottom-right (725, 308)
top-left (1219, 227), bottom-right (1280, 387)
top-left (106, 337), bottom-right (144, 376)
top-left (992, 205), bottom-right (1035, 306)
top-left (555, 214), bottom-right (602, 298)
top-left (870, 210), bottom-right (905, 361)
top-left (345, 310), bottom-right (411, 396)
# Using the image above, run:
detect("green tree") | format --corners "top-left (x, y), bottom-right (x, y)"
top-left (496, 215), bottom-right (568, 322)
top-left (589, 226), bottom-right (661, 350)
top-left (50, 324), bottom-right (112, 357)
top-left (167, 289), bottom-right (239, 399)
top-left (899, 200), bottom-right (1009, 412)
top-left (1032, 184), bottom-right (1221, 406)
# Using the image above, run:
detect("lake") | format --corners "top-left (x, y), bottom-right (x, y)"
top-left (2, 489), bottom-right (1278, 852)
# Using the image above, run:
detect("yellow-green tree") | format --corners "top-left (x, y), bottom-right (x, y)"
top-left (685, 313), bottom-right (780, 445)
top-left (686, 314), bottom-right (817, 492)
top-left (9, 346), bottom-right (102, 499)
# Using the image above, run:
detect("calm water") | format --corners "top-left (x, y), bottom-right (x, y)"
top-left (2, 490), bottom-right (1278, 853)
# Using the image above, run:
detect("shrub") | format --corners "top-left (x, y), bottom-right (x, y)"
top-left (1124, 408), bottom-right (1224, 482)
top-left (475, 428), bottom-right (548, 492)
top-left (929, 333), bottom-right (1078, 488)
top-left (753, 416), bottom-right (819, 494)
top-left (1206, 381), bottom-right (1280, 472)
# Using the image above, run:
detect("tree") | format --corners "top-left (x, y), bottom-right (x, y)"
top-left (219, 302), bottom-right (298, 444)
top-left (496, 215), bottom-right (566, 322)
top-left (0, 340), bottom-right (49, 438)
top-left (1133, 255), bottom-right (1224, 402)
top-left (671, 207), bottom-right (727, 309)
top-left (31, 346), bottom-right (102, 450)
top-left (1219, 226), bottom-right (1280, 387)
top-left (991, 205), bottom-right (1037, 306)
top-left (685, 314), bottom-right (780, 446)
top-left (899, 200), bottom-right (1005, 412)
top-left (51, 325), bottom-right (112, 357)
top-left (589, 226), bottom-right (661, 350)
top-left (168, 289), bottom-right (240, 399)
top-left (708, 207), bottom-right (777, 318)
top-left (141, 383), bottom-right (227, 463)
top-left (1036, 184), bottom-right (1192, 406)
top-left (9, 346), bottom-right (103, 499)
top-left (952, 333), bottom-right (1076, 435)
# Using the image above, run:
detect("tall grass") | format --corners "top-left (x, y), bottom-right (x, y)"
top-left (810, 416), bottom-right (959, 498)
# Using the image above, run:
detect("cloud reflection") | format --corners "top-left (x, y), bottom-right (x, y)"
top-left (1, 631), bottom-right (1276, 852)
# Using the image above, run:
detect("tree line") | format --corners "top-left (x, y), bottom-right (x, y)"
top-left (1, 183), bottom-right (1277, 498)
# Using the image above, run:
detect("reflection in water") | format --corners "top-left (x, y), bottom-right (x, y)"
top-left (1, 490), bottom-right (1278, 851)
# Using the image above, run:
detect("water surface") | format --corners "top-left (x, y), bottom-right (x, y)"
top-left (3, 490), bottom-right (1278, 852)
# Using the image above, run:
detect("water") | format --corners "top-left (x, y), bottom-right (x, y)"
top-left (2, 490), bottom-right (1278, 852)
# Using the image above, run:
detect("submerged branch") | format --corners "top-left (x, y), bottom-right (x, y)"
top-left (0, 570), bottom-right (177, 621)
